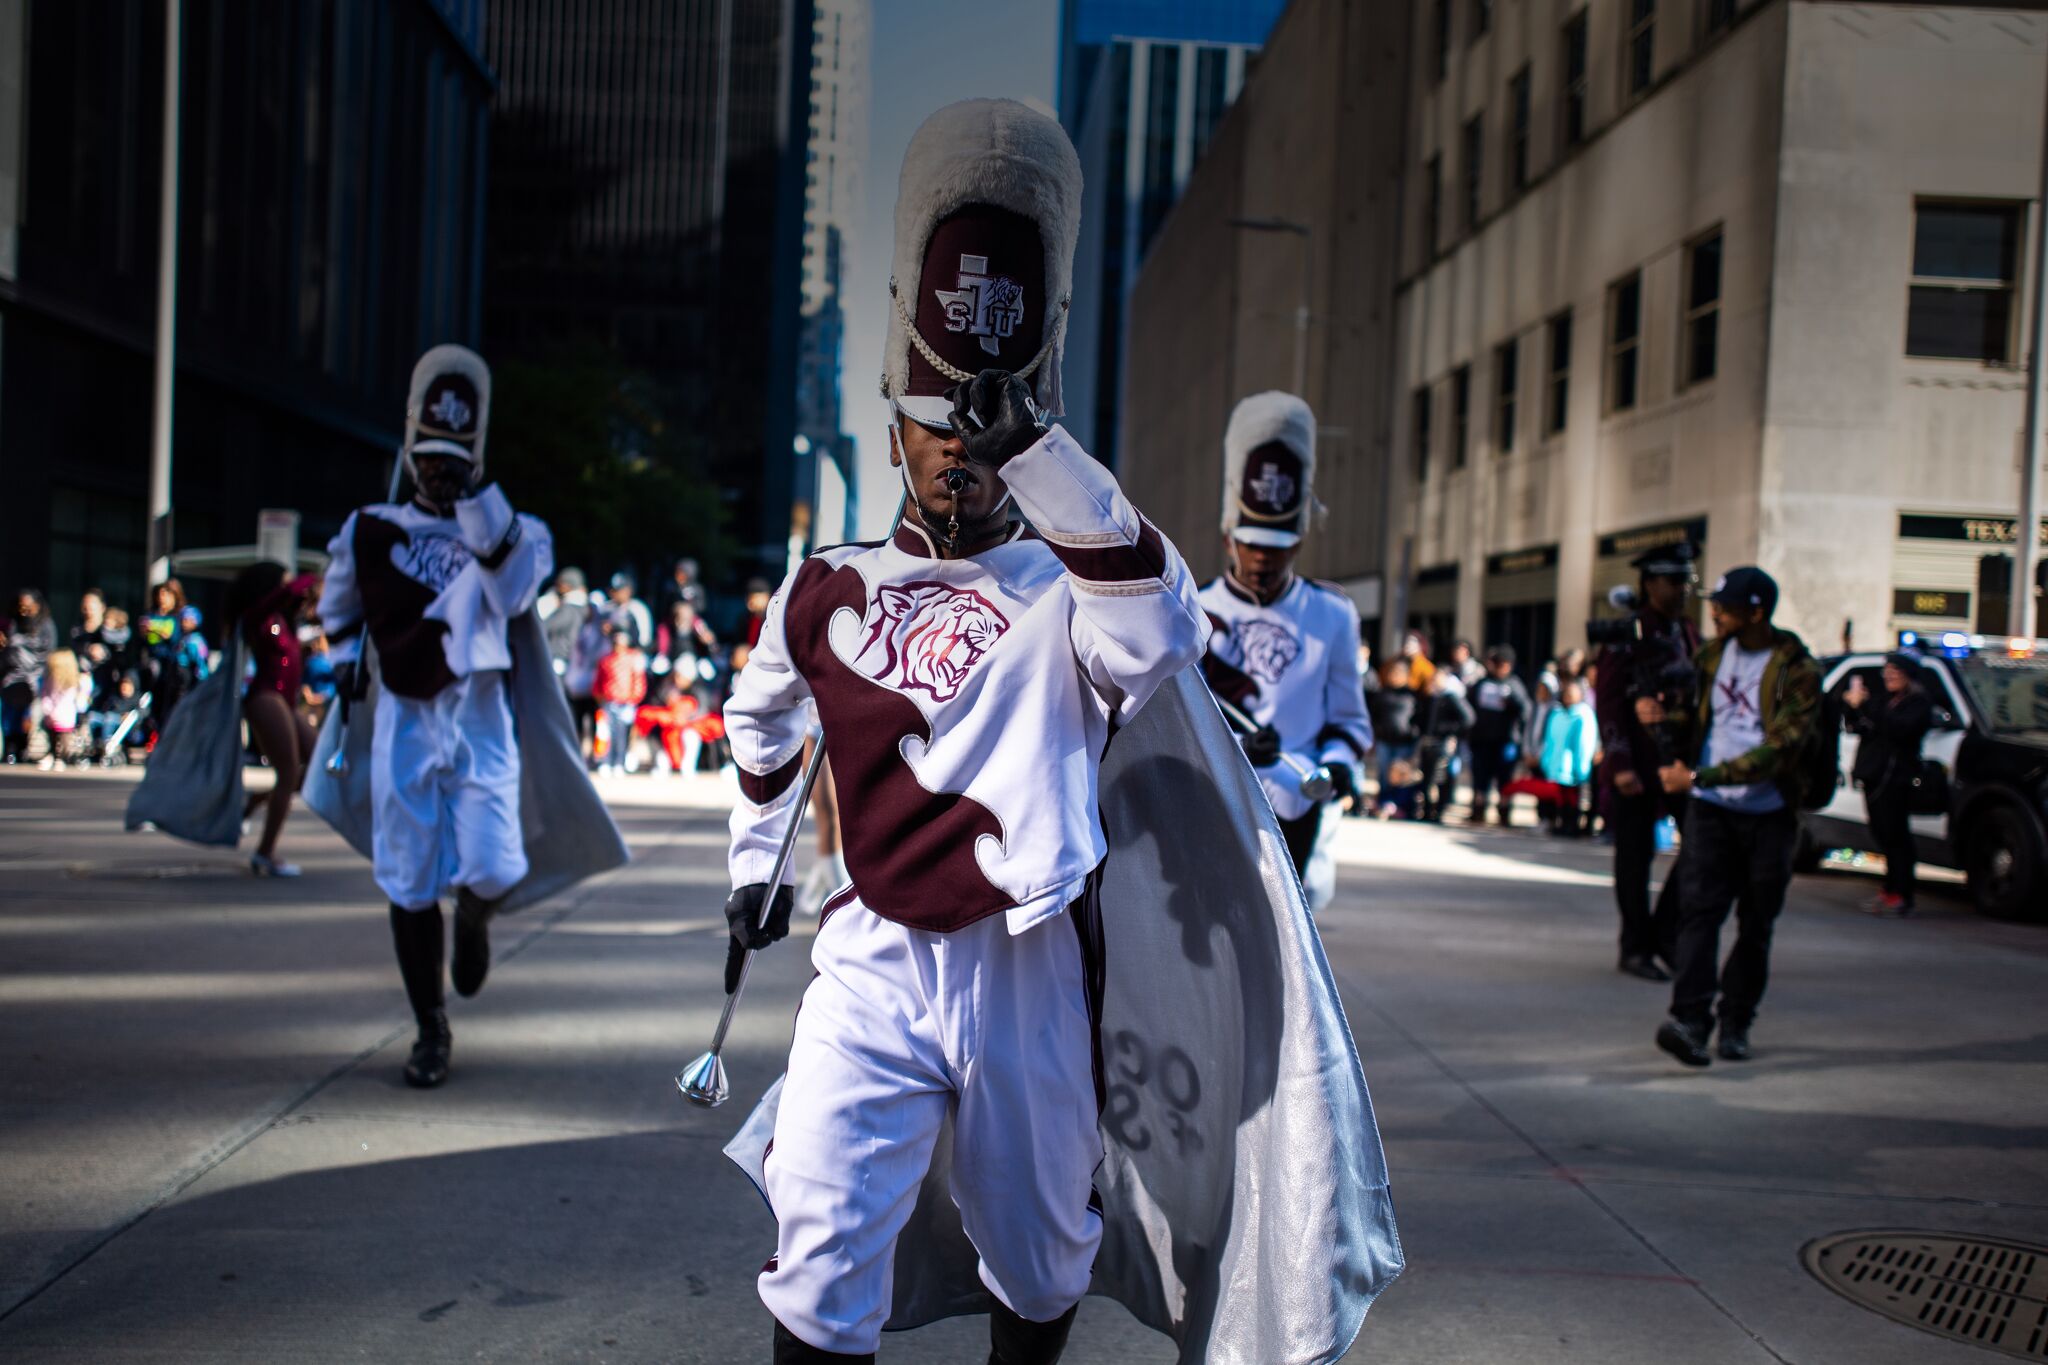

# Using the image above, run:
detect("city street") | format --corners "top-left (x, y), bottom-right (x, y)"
top-left (2, 767), bottom-right (2044, 1363)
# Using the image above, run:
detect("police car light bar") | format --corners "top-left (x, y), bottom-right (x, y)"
top-left (1900, 628), bottom-right (2047, 658)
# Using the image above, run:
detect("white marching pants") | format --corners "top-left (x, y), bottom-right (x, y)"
top-left (370, 673), bottom-right (526, 910)
top-left (759, 898), bottom-right (1104, 1355)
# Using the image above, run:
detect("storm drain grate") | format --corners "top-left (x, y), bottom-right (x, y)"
top-left (1803, 1230), bottom-right (2048, 1360)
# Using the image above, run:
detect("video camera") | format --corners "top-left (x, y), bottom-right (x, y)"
top-left (1587, 585), bottom-right (1697, 764)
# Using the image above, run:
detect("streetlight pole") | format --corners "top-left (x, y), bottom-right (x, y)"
top-left (2015, 66), bottom-right (2048, 640)
top-left (1230, 217), bottom-right (1312, 396)
top-left (146, 0), bottom-right (182, 594)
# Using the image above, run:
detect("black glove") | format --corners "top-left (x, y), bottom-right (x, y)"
top-left (723, 882), bottom-right (795, 994)
top-left (1240, 724), bottom-right (1283, 768)
top-left (1326, 760), bottom-right (1359, 805)
top-left (947, 369), bottom-right (1047, 469)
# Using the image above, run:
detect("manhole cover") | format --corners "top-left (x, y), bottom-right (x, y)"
top-left (1804, 1230), bottom-right (2048, 1359)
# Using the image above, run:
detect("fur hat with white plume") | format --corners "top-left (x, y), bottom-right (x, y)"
top-left (882, 99), bottom-right (1082, 430)
top-left (1220, 391), bottom-right (1317, 548)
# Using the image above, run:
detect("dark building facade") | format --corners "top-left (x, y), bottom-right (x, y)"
top-left (484, 0), bottom-right (812, 581)
top-left (0, 0), bottom-right (491, 623)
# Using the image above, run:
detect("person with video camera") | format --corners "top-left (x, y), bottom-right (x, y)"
top-left (1591, 541), bottom-right (1702, 979)
top-left (1646, 566), bottom-right (1822, 1066)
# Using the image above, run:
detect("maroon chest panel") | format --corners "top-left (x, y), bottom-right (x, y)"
top-left (352, 513), bottom-right (458, 701)
top-left (783, 555), bottom-right (1017, 932)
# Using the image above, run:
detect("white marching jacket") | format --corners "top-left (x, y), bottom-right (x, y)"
top-left (725, 426), bottom-right (1206, 936)
top-left (1199, 575), bottom-right (1373, 821)
top-left (318, 486), bottom-right (553, 699)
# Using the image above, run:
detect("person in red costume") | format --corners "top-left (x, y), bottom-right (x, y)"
top-left (226, 562), bottom-right (321, 876)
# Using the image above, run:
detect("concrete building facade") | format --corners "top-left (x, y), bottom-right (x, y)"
top-left (1121, 0), bottom-right (2048, 664)
top-left (1057, 0), bottom-right (1287, 466)
top-left (1115, 0), bottom-right (1415, 633)
top-left (1396, 0), bottom-right (2045, 664)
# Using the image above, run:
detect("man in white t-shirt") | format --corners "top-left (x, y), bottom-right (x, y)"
top-left (1643, 567), bottom-right (1823, 1067)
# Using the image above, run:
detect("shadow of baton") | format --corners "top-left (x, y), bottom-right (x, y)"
top-left (1212, 694), bottom-right (1334, 802)
top-left (676, 742), bottom-right (829, 1108)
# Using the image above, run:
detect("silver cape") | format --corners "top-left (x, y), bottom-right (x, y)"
top-left (124, 642), bottom-right (249, 847)
top-left (726, 667), bottom-right (1403, 1362)
top-left (303, 610), bottom-right (628, 913)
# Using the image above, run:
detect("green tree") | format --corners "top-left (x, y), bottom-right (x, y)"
top-left (487, 345), bottom-right (733, 586)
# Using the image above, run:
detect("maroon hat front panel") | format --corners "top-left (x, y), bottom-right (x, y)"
top-left (1238, 440), bottom-right (1306, 523)
top-left (908, 205), bottom-right (1047, 399)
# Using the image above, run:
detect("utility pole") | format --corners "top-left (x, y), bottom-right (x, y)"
top-left (2013, 59), bottom-right (2048, 641)
top-left (146, 0), bottom-right (181, 594)
top-left (1229, 217), bottom-right (1312, 396)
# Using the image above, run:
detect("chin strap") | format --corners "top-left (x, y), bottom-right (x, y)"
top-left (895, 435), bottom-right (1012, 555)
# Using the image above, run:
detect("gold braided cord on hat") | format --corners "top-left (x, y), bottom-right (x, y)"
top-left (889, 280), bottom-right (1068, 385)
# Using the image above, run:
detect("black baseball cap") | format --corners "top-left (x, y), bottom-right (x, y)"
top-left (1631, 538), bottom-right (1698, 580)
top-left (1709, 565), bottom-right (1778, 617)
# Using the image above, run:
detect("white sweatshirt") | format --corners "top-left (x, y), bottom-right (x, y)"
top-left (317, 485), bottom-right (554, 700)
top-left (725, 426), bottom-right (1206, 936)
top-left (1198, 574), bottom-right (1373, 821)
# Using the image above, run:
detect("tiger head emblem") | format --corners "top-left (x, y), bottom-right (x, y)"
top-left (852, 582), bottom-right (1010, 703)
top-left (1236, 619), bottom-right (1301, 685)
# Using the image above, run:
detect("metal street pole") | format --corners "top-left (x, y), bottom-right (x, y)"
top-left (146, 0), bottom-right (181, 593)
top-left (2015, 64), bottom-right (2048, 640)
top-left (1229, 217), bottom-right (1312, 396)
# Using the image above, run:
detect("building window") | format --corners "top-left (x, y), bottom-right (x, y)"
top-left (1433, 0), bottom-right (1450, 80)
top-left (1907, 201), bottom-right (2023, 363)
top-left (1562, 12), bottom-right (1589, 149)
top-left (1508, 66), bottom-right (1531, 191)
top-left (1495, 338), bottom-right (1518, 454)
top-left (1683, 229), bottom-right (1722, 386)
top-left (1608, 273), bottom-right (1641, 412)
top-left (1471, 0), bottom-right (1493, 42)
top-left (1704, 0), bottom-right (1737, 35)
top-left (1414, 385), bottom-right (1434, 477)
top-left (1452, 364), bottom-right (1471, 468)
top-left (1425, 153), bottom-right (1443, 257)
top-left (1462, 115), bottom-right (1483, 232)
top-left (1625, 0), bottom-right (1655, 97)
top-left (1547, 310), bottom-right (1572, 433)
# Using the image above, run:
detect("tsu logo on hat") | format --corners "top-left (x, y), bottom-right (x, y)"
top-left (1221, 392), bottom-right (1318, 549)
top-left (403, 343), bottom-right (492, 479)
top-left (883, 100), bottom-right (1082, 431)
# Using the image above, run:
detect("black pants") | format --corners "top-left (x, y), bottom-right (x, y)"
top-left (1612, 789), bottom-right (1684, 961)
top-left (1280, 805), bottom-right (1322, 880)
top-left (1866, 784), bottom-right (1917, 901)
top-left (1466, 739), bottom-right (1513, 818)
top-left (1669, 801), bottom-right (1797, 1030)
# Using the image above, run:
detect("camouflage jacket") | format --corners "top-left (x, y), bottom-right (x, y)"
top-left (1684, 628), bottom-right (1823, 806)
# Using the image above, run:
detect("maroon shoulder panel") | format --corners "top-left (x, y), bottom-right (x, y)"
top-left (782, 555), bottom-right (1017, 932)
top-left (352, 514), bottom-right (457, 701)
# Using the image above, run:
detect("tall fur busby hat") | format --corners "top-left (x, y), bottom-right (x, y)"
top-left (882, 99), bottom-right (1083, 428)
top-left (1221, 391), bottom-right (1318, 548)
top-left (403, 344), bottom-right (491, 480)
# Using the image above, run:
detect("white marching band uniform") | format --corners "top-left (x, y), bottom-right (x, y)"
top-left (1199, 574), bottom-right (1371, 824)
top-left (318, 486), bottom-right (553, 908)
top-left (721, 101), bottom-right (1401, 1363)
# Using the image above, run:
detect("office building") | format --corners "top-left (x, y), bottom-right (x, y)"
top-left (1115, 0), bottom-right (1415, 637)
top-left (1057, 0), bottom-right (1289, 465)
top-left (485, 0), bottom-right (813, 579)
top-left (0, 0), bottom-right (491, 620)
top-left (796, 0), bottom-right (869, 548)
top-left (1122, 0), bottom-right (2047, 661)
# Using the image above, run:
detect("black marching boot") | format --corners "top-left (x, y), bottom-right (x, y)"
top-left (390, 904), bottom-right (452, 1088)
top-left (451, 887), bottom-right (498, 998)
top-left (989, 1301), bottom-right (1079, 1365)
top-left (772, 1319), bottom-right (873, 1363)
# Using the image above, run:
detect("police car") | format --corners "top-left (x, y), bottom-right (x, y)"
top-left (1798, 632), bottom-right (2048, 920)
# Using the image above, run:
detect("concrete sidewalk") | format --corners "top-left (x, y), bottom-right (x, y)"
top-left (1, 770), bottom-right (2043, 1362)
